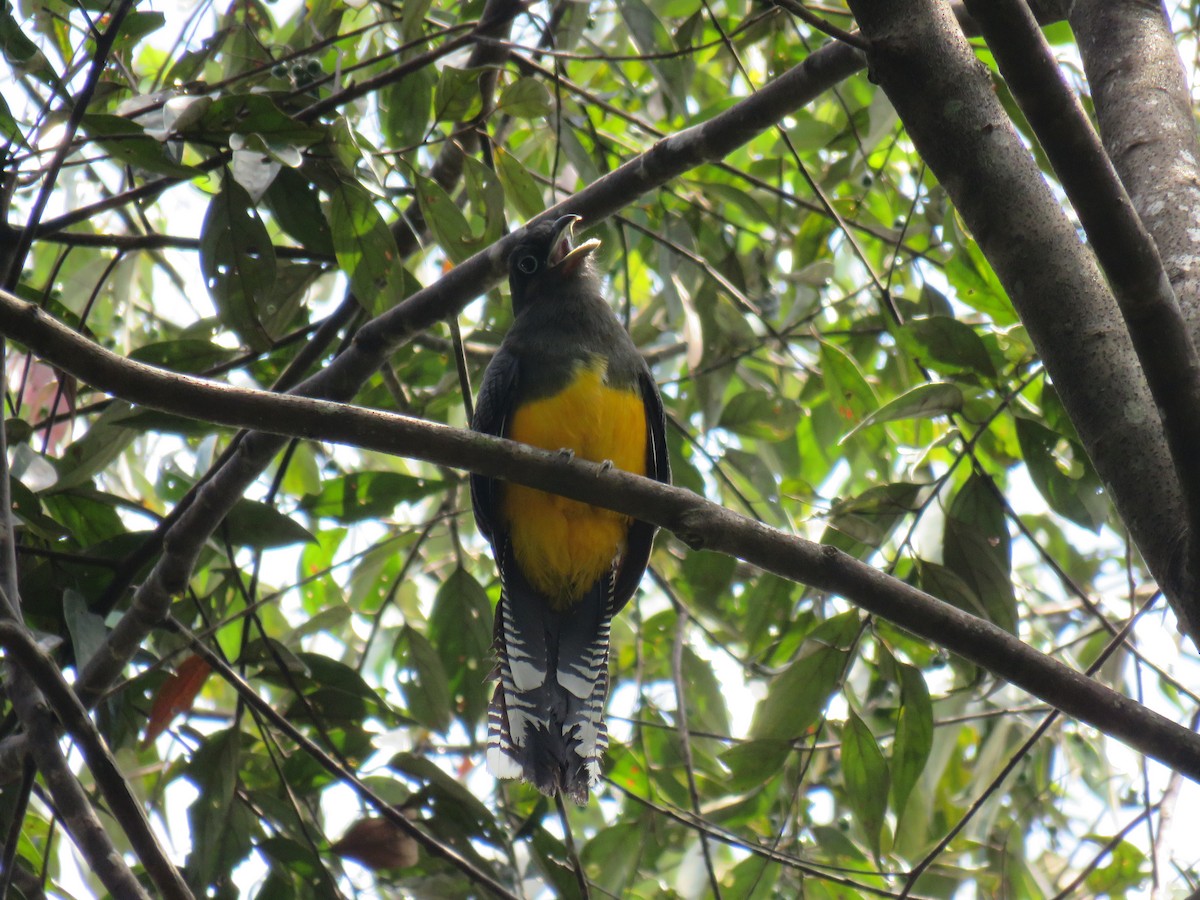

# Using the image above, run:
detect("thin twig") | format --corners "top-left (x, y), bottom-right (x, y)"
top-left (555, 792), bottom-right (591, 899)
top-left (671, 609), bottom-right (723, 899)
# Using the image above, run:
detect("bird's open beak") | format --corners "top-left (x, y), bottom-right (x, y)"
top-left (548, 215), bottom-right (601, 274)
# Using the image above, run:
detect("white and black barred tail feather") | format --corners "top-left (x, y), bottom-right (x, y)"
top-left (486, 546), bottom-right (616, 805)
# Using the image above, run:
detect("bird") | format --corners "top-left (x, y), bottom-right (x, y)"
top-left (470, 214), bottom-right (670, 804)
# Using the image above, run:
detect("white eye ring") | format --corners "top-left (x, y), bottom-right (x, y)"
top-left (517, 255), bottom-right (538, 274)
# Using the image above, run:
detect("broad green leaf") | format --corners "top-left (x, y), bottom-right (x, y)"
top-left (1015, 417), bottom-right (1107, 531)
top-left (433, 65), bottom-right (484, 122)
top-left (63, 588), bottom-right (105, 670)
top-left (750, 612), bottom-right (856, 740)
top-left (498, 77), bottom-right (552, 117)
top-left (184, 728), bottom-right (246, 889)
top-left (383, 65), bottom-right (436, 148)
top-left (820, 341), bottom-right (878, 426)
top-left (300, 471), bottom-right (441, 523)
top-left (263, 166), bottom-right (334, 255)
top-left (222, 499), bottom-right (315, 548)
top-left (944, 475), bottom-right (1016, 633)
top-left (717, 389), bottom-right (800, 440)
top-left (129, 339), bottom-right (236, 374)
top-left (841, 710), bottom-right (889, 858)
top-left (495, 146), bottom-right (545, 220)
top-left (822, 482), bottom-right (928, 559)
top-left (326, 178), bottom-right (398, 308)
top-left (892, 663), bottom-right (933, 822)
top-left (415, 172), bottom-right (474, 263)
top-left (842, 383), bottom-right (963, 442)
top-left (427, 567), bottom-right (493, 731)
top-left (902, 316), bottom-right (997, 378)
top-left (190, 93), bottom-right (324, 145)
top-left (719, 738), bottom-right (790, 792)
top-left (199, 176), bottom-right (277, 349)
top-left (394, 625), bottom-right (452, 732)
top-left (82, 114), bottom-right (197, 177)
top-left (462, 155), bottom-right (507, 251)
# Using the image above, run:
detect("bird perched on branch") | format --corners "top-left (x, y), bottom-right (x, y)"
top-left (471, 215), bottom-right (670, 804)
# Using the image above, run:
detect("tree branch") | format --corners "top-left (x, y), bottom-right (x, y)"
top-left (2, 286), bottom-right (1200, 784)
top-left (1067, 0), bottom-right (1200, 341)
top-left (962, 0), bottom-right (1200, 639)
top-left (3, 645), bottom-right (150, 898)
top-left (843, 0), bottom-right (1191, 639)
top-left (0, 623), bottom-right (192, 899)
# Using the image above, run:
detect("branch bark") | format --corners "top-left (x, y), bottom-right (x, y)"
top-left (1, 286), bottom-right (1199, 784)
top-left (960, 0), bottom-right (1200, 637)
top-left (843, 0), bottom-right (1190, 636)
top-left (1068, 0), bottom-right (1200, 340)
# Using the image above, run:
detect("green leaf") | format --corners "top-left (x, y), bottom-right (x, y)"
top-left (82, 114), bottom-right (197, 177)
top-left (719, 738), bottom-right (790, 792)
top-left (891, 663), bottom-right (933, 822)
top-left (433, 66), bottom-right (484, 122)
top-left (415, 173), bottom-right (474, 263)
top-left (822, 482), bottom-right (928, 559)
top-left (718, 390), bottom-right (800, 441)
top-left (222, 499), bottom-right (315, 548)
top-left (199, 176), bottom-right (277, 350)
top-left (842, 383), bottom-right (963, 443)
top-left (944, 475), bottom-right (1016, 633)
top-left (190, 93), bottom-right (325, 145)
top-left (129, 339), bottom-right (236, 374)
top-left (184, 728), bottom-right (246, 888)
top-left (395, 625), bottom-right (453, 732)
top-left (841, 710), bottom-right (889, 858)
top-left (495, 147), bottom-right (545, 220)
top-left (300, 471), bottom-right (441, 523)
top-left (427, 567), bottom-right (493, 731)
top-left (383, 65), bottom-right (436, 148)
top-left (263, 166), bottom-right (334, 256)
top-left (326, 178), bottom-right (399, 309)
top-left (820, 341), bottom-right (878, 426)
top-left (750, 614), bottom-right (854, 740)
top-left (461, 155), bottom-right (507, 251)
top-left (1015, 417), bottom-right (1107, 531)
top-left (918, 560), bottom-right (989, 621)
top-left (498, 77), bottom-right (552, 117)
top-left (63, 588), bottom-right (106, 670)
top-left (113, 11), bottom-right (166, 48)
top-left (901, 316), bottom-right (997, 378)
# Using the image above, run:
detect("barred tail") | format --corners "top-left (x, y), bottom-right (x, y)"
top-left (486, 554), bottom-right (615, 805)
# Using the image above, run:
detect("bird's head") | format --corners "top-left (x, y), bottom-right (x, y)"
top-left (507, 215), bottom-right (602, 315)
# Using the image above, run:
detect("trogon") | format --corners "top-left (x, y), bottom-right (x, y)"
top-left (471, 215), bottom-right (670, 804)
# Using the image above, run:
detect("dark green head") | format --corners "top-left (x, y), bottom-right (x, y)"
top-left (508, 215), bottom-right (601, 316)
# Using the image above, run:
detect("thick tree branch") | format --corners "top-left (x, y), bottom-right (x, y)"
top-left (961, 0), bottom-right (1200, 637)
top-left (2, 287), bottom-right (1200, 783)
top-left (843, 0), bottom-right (1190, 637)
top-left (1068, 0), bottom-right (1200, 341)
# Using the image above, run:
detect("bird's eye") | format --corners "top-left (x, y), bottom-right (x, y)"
top-left (517, 255), bottom-right (539, 274)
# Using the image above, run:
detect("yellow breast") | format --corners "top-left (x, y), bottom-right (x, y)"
top-left (502, 358), bottom-right (648, 607)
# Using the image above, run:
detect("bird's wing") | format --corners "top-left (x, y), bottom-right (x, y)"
top-left (471, 348), bottom-right (519, 546)
top-left (612, 367), bottom-right (671, 612)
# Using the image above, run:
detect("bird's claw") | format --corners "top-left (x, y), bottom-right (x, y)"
top-left (598, 459), bottom-right (614, 474)
top-left (557, 448), bottom-right (575, 461)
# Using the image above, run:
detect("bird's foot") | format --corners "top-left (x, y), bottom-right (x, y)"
top-left (598, 459), bottom-right (614, 474)
top-left (557, 448), bottom-right (575, 461)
